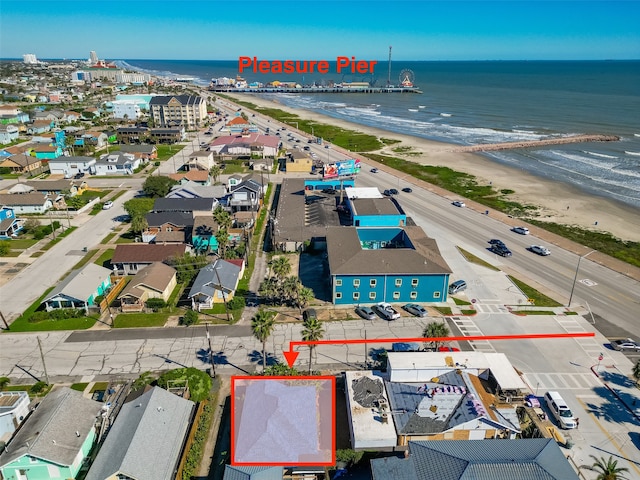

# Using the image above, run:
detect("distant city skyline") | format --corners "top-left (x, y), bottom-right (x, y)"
top-left (1, 0), bottom-right (639, 61)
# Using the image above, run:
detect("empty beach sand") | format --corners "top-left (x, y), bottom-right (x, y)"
top-left (219, 92), bottom-right (640, 242)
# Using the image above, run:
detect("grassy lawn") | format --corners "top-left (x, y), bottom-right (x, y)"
top-left (1, 251), bottom-right (21, 257)
top-left (113, 312), bottom-right (172, 328)
top-left (8, 313), bottom-right (98, 332)
top-left (456, 247), bottom-right (501, 271)
top-left (91, 381), bottom-right (109, 391)
top-left (7, 238), bottom-right (38, 249)
top-left (30, 251), bottom-right (44, 258)
top-left (512, 310), bottom-right (557, 315)
top-left (72, 249), bottom-right (98, 269)
top-left (221, 160), bottom-right (249, 175)
top-left (71, 383), bottom-right (89, 392)
top-left (434, 306), bottom-right (453, 315)
top-left (94, 248), bottom-right (114, 268)
top-left (156, 144), bottom-right (185, 161)
top-left (100, 232), bottom-right (117, 244)
top-left (508, 275), bottom-right (563, 307)
top-left (452, 297), bottom-right (472, 306)
top-left (41, 226), bottom-right (78, 251)
top-left (115, 231), bottom-right (136, 243)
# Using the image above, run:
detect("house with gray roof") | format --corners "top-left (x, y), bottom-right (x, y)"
top-left (167, 181), bottom-right (226, 200)
top-left (47, 155), bottom-right (96, 177)
top-left (142, 211), bottom-right (193, 243)
top-left (42, 263), bottom-right (112, 312)
top-left (327, 226), bottom-right (452, 305)
top-left (0, 387), bottom-right (101, 480)
top-left (92, 152), bottom-right (141, 176)
top-left (223, 466), bottom-right (283, 480)
top-left (370, 439), bottom-right (579, 480)
top-left (152, 197), bottom-right (217, 215)
top-left (0, 193), bottom-right (52, 214)
top-left (111, 243), bottom-right (187, 275)
top-left (0, 391), bottom-right (30, 444)
top-left (85, 386), bottom-right (195, 480)
top-left (188, 259), bottom-right (243, 310)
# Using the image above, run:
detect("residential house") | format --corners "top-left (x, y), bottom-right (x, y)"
top-left (118, 262), bottom-right (177, 312)
top-left (149, 95), bottom-right (207, 129)
top-left (92, 152), bottom-right (141, 176)
top-left (0, 206), bottom-right (23, 238)
top-left (0, 125), bottom-right (19, 144)
top-left (191, 215), bottom-right (219, 253)
top-left (210, 132), bottom-right (279, 158)
top-left (0, 193), bottom-right (52, 214)
top-left (64, 110), bottom-right (81, 123)
top-left (31, 143), bottom-right (63, 160)
top-left (0, 105), bottom-right (20, 117)
top-left (345, 187), bottom-right (407, 227)
top-left (42, 263), bottom-right (112, 312)
top-left (116, 126), bottom-right (149, 144)
top-left (188, 259), bottom-right (244, 309)
top-left (111, 100), bottom-right (142, 120)
top-left (0, 387), bottom-right (101, 480)
top-left (327, 226), bottom-right (452, 305)
top-left (26, 120), bottom-right (54, 135)
top-left (152, 197), bottom-right (218, 215)
top-left (142, 211), bottom-right (193, 244)
top-left (149, 127), bottom-right (184, 144)
top-left (24, 179), bottom-right (85, 198)
top-left (32, 111), bottom-right (59, 123)
top-left (81, 131), bottom-right (108, 149)
top-left (284, 150), bottom-right (312, 173)
top-left (227, 174), bottom-right (244, 190)
top-left (228, 176), bottom-right (265, 213)
top-left (187, 149), bottom-right (214, 171)
top-left (0, 391), bottom-right (30, 444)
top-left (85, 386), bottom-right (194, 480)
top-left (167, 182), bottom-right (226, 200)
top-left (111, 243), bottom-right (187, 275)
top-left (0, 154), bottom-right (47, 176)
top-left (120, 144), bottom-right (158, 160)
top-left (168, 170), bottom-right (211, 185)
top-left (370, 439), bottom-right (579, 480)
top-left (47, 155), bottom-right (96, 177)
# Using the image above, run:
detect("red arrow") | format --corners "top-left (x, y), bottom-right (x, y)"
top-left (282, 331), bottom-right (595, 367)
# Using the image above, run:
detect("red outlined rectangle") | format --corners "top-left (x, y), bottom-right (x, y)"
top-left (231, 375), bottom-right (336, 467)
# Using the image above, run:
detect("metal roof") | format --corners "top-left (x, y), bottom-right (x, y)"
top-left (44, 263), bottom-right (112, 304)
top-left (188, 259), bottom-right (242, 299)
top-left (223, 465), bottom-right (283, 480)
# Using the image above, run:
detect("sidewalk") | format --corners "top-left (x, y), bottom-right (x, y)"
top-left (591, 364), bottom-right (640, 422)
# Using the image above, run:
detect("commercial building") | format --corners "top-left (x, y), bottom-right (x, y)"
top-left (149, 95), bottom-right (207, 129)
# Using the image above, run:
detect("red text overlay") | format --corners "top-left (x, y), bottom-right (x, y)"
top-left (238, 56), bottom-right (378, 75)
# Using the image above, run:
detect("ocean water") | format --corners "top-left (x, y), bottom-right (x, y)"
top-left (121, 59), bottom-right (640, 208)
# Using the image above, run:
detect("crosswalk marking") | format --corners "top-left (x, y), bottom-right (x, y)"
top-left (522, 372), bottom-right (602, 391)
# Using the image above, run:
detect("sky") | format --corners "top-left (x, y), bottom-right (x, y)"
top-left (1, 0), bottom-right (639, 61)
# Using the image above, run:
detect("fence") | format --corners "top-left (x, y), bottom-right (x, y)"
top-left (99, 276), bottom-right (127, 313)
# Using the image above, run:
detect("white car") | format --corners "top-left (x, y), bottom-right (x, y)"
top-left (512, 226), bottom-right (530, 235)
top-left (529, 245), bottom-right (550, 256)
top-left (102, 201), bottom-right (114, 210)
top-left (452, 200), bottom-right (466, 207)
top-left (610, 338), bottom-right (640, 352)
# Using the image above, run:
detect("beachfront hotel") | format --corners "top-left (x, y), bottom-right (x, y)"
top-left (149, 95), bottom-right (207, 130)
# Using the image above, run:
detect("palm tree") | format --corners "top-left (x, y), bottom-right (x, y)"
top-left (210, 164), bottom-right (222, 183)
top-left (581, 455), bottom-right (629, 480)
top-left (302, 316), bottom-right (324, 374)
top-left (251, 309), bottom-right (276, 372)
top-left (632, 359), bottom-right (640, 386)
top-left (215, 226), bottom-right (229, 258)
top-left (270, 256), bottom-right (291, 280)
top-left (296, 286), bottom-right (315, 314)
top-left (258, 277), bottom-right (279, 304)
top-left (213, 206), bottom-right (232, 230)
top-left (422, 321), bottom-right (450, 351)
top-left (282, 276), bottom-right (301, 306)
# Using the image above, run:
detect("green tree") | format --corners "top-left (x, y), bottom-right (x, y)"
top-left (165, 253), bottom-right (209, 284)
top-left (263, 362), bottom-right (301, 376)
top-left (132, 371), bottom-right (155, 391)
top-left (296, 286), bottom-right (314, 313)
top-left (632, 359), bottom-right (640, 386)
top-left (183, 309), bottom-right (199, 326)
top-left (210, 164), bottom-right (222, 183)
top-left (157, 367), bottom-right (212, 402)
top-left (422, 321), bottom-right (450, 351)
top-left (142, 175), bottom-right (177, 198)
top-left (130, 215), bottom-right (148, 235)
top-left (0, 241), bottom-right (10, 256)
top-left (270, 256), bottom-right (291, 280)
top-left (65, 196), bottom-right (86, 210)
top-left (213, 206), bottom-right (232, 230)
top-left (251, 309), bottom-right (276, 372)
top-left (0, 377), bottom-right (10, 389)
top-left (302, 316), bottom-right (324, 374)
top-left (124, 197), bottom-right (154, 219)
top-left (581, 455), bottom-right (629, 480)
top-left (258, 277), bottom-right (279, 305)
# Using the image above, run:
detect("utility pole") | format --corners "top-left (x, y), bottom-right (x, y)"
top-left (37, 336), bottom-right (50, 385)
top-left (49, 210), bottom-right (56, 240)
top-left (205, 323), bottom-right (216, 378)
top-left (0, 310), bottom-right (9, 330)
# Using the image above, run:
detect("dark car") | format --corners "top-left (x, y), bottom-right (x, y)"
top-left (389, 188), bottom-right (399, 195)
top-left (370, 168), bottom-right (378, 173)
top-left (491, 244), bottom-right (512, 257)
top-left (355, 306), bottom-right (376, 321)
top-left (302, 308), bottom-right (318, 321)
top-left (402, 187), bottom-right (413, 193)
top-left (383, 189), bottom-right (391, 196)
top-left (74, 172), bottom-right (85, 179)
top-left (488, 239), bottom-right (505, 247)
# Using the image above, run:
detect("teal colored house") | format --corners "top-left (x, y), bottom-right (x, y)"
top-left (0, 387), bottom-right (101, 480)
top-left (32, 144), bottom-right (63, 160)
top-left (42, 263), bottom-right (112, 312)
top-left (327, 226), bottom-right (452, 305)
top-left (344, 187), bottom-right (407, 227)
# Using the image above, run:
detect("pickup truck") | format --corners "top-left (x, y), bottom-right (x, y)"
top-left (375, 302), bottom-right (400, 321)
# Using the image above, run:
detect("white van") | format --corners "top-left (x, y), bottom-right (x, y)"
top-left (544, 391), bottom-right (577, 429)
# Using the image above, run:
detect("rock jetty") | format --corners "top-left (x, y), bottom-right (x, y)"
top-left (448, 134), bottom-right (620, 153)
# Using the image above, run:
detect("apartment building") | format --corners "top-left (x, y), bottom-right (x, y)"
top-left (149, 95), bottom-right (207, 129)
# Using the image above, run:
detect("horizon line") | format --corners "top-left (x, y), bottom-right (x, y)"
top-left (2, 58), bottom-right (640, 63)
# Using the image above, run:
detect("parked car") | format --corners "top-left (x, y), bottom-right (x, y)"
top-left (448, 280), bottom-right (467, 295)
top-left (102, 201), bottom-right (114, 210)
top-left (383, 189), bottom-right (391, 196)
top-left (529, 245), bottom-right (551, 256)
top-left (74, 172), bottom-right (85, 179)
top-left (512, 226), bottom-right (530, 235)
top-left (355, 306), bottom-right (376, 321)
top-left (392, 342), bottom-right (421, 352)
top-left (374, 302), bottom-right (400, 321)
top-left (438, 346), bottom-right (461, 352)
top-left (544, 391), bottom-right (577, 429)
top-left (610, 338), bottom-right (640, 352)
top-left (524, 394), bottom-right (541, 408)
top-left (370, 168), bottom-right (378, 173)
top-left (491, 244), bottom-right (512, 257)
top-left (389, 188), bottom-right (399, 195)
top-left (302, 308), bottom-right (318, 322)
top-left (488, 239), bottom-right (505, 247)
top-left (452, 200), bottom-right (466, 207)
top-left (403, 303), bottom-right (428, 317)
top-left (402, 187), bottom-right (413, 193)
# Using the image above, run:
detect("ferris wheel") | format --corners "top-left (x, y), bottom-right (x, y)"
top-left (399, 69), bottom-right (415, 88)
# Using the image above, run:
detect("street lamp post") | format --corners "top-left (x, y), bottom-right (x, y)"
top-left (568, 250), bottom-right (596, 308)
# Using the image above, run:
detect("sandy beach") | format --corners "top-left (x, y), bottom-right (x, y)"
top-left (219, 92), bottom-right (640, 242)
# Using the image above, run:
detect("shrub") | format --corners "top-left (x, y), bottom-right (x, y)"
top-left (0, 241), bottom-right (10, 256)
top-left (182, 309), bottom-right (198, 326)
top-left (0, 377), bottom-right (10, 389)
top-left (227, 296), bottom-right (246, 310)
top-left (28, 308), bottom-right (85, 323)
top-left (145, 298), bottom-right (166, 311)
top-left (0, 167), bottom-right (11, 175)
top-left (154, 161), bottom-right (161, 166)
top-left (31, 381), bottom-right (47, 393)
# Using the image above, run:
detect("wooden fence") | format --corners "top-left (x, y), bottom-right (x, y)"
top-left (99, 276), bottom-right (127, 313)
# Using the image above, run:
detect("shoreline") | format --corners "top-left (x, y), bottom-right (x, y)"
top-left (216, 91), bottom-right (640, 242)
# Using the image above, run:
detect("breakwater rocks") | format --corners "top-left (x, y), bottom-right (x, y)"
top-left (448, 134), bottom-right (620, 153)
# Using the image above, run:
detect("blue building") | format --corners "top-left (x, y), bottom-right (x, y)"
top-left (327, 226), bottom-right (452, 305)
top-left (0, 206), bottom-right (23, 239)
top-left (344, 187), bottom-right (406, 227)
top-left (303, 179), bottom-right (355, 191)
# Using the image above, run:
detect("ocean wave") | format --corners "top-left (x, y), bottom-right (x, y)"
top-left (625, 151), bottom-right (640, 156)
top-left (583, 151), bottom-right (618, 159)
top-left (408, 109), bottom-right (419, 112)
top-left (634, 134), bottom-right (640, 137)
top-left (418, 105), bottom-right (426, 108)
top-left (440, 113), bottom-right (452, 117)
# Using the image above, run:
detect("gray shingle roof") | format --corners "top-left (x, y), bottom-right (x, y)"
top-left (0, 387), bottom-right (101, 468)
top-left (149, 95), bottom-right (203, 106)
top-left (371, 439), bottom-right (579, 480)
top-left (43, 263), bottom-right (112, 304)
top-left (145, 211), bottom-right (194, 228)
top-left (153, 197), bottom-right (216, 213)
top-left (188, 259), bottom-right (241, 299)
top-left (111, 244), bottom-right (187, 264)
top-left (223, 465), bottom-right (283, 480)
top-left (85, 386), bottom-right (195, 480)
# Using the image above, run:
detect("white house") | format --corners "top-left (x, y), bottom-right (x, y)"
top-left (0, 391), bottom-right (31, 445)
top-left (0, 125), bottom-right (19, 145)
top-left (112, 100), bottom-right (142, 120)
top-left (47, 156), bottom-right (96, 176)
top-left (92, 152), bottom-right (141, 176)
